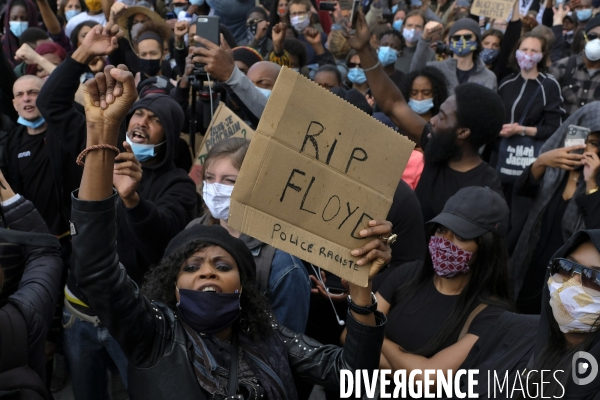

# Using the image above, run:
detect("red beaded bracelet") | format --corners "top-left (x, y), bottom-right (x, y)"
top-left (76, 144), bottom-right (120, 166)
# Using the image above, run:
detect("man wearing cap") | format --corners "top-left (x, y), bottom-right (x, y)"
top-left (550, 14), bottom-right (600, 116)
top-left (411, 17), bottom-right (498, 93)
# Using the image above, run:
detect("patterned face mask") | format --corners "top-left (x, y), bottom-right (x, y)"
top-left (516, 50), bottom-right (543, 71)
top-left (428, 236), bottom-right (473, 278)
top-left (548, 275), bottom-right (600, 333)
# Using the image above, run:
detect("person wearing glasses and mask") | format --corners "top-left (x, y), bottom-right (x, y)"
top-left (410, 18), bottom-right (497, 94)
top-left (287, 0), bottom-right (327, 65)
top-left (509, 102), bottom-right (600, 316)
top-left (550, 14), bottom-right (600, 116)
top-left (449, 229), bottom-right (600, 399)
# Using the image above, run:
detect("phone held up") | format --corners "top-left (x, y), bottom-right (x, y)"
top-left (194, 16), bottom-right (220, 72)
top-left (565, 125), bottom-right (590, 155)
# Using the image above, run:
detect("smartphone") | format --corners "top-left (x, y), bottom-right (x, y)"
top-left (350, 0), bottom-right (360, 30)
top-left (565, 125), bottom-right (590, 154)
top-left (320, 1), bottom-right (336, 11)
top-left (195, 16), bottom-right (220, 48)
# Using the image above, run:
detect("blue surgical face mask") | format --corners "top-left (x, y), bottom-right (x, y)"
top-left (576, 8), bottom-right (593, 21)
top-left (190, 0), bottom-right (204, 5)
top-left (9, 21), bottom-right (28, 38)
top-left (17, 116), bottom-right (45, 129)
top-left (408, 98), bottom-right (434, 114)
top-left (256, 87), bottom-right (272, 99)
top-left (480, 47), bottom-right (500, 64)
top-left (391, 4), bottom-right (398, 13)
top-left (176, 288), bottom-right (241, 334)
top-left (378, 46), bottom-right (398, 66)
top-left (173, 6), bottom-right (186, 15)
top-left (125, 135), bottom-right (165, 162)
top-left (449, 38), bottom-right (477, 56)
top-left (347, 67), bottom-right (367, 84)
top-left (393, 19), bottom-right (403, 31)
top-left (65, 9), bottom-right (81, 21)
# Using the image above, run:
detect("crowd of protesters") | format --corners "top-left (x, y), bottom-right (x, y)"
top-left (0, 0), bottom-right (599, 398)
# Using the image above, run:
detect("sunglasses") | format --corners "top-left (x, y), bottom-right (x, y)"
top-left (247, 17), bottom-right (264, 26)
top-left (549, 258), bottom-right (600, 295)
top-left (451, 34), bottom-right (474, 42)
top-left (347, 62), bottom-right (362, 68)
top-left (586, 32), bottom-right (600, 41)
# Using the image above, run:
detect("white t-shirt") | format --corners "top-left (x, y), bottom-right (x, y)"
top-left (65, 12), bottom-right (107, 38)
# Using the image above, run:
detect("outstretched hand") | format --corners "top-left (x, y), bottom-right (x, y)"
top-left (341, 11), bottom-right (371, 52)
top-left (191, 34), bottom-right (235, 82)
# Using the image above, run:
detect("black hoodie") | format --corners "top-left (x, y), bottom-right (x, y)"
top-left (37, 57), bottom-right (197, 311)
top-left (450, 230), bottom-right (600, 399)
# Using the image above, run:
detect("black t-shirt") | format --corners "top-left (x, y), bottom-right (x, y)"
top-left (456, 64), bottom-right (476, 84)
top-left (415, 125), bottom-right (503, 222)
top-left (378, 261), bottom-right (506, 353)
top-left (17, 131), bottom-right (67, 235)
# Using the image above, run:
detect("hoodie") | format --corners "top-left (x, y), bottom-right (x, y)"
top-left (450, 230), bottom-right (600, 399)
top-left (37, 57), bottom-right (197, 313)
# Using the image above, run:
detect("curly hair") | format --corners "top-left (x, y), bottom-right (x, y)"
top-left (400, 67), bottom-right (448, 116)
top-left (141, 240), bottom-right (274, 338)
top-left (136, 19), bottom-right (172, 47)
top-left (283, 38), bottom-right (308, 67)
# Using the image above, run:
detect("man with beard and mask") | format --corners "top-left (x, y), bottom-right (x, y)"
top-left (345, 11), bottom-right (505, 223)
top-left (287, 0), bottom-right (327, 66)
top-left (36, 25), bottom-right (197, 399)
top-left (448, 229), bottom-right (600, 400)
top-left (508, 102), bottom-right (600, 315)
top-left (550, 14), bottom-right (600, 116)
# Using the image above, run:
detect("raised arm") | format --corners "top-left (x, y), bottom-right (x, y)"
top-left (344, 12), bottom-right (426, 144)
top-left (36, 0), bottom-right (61, 36)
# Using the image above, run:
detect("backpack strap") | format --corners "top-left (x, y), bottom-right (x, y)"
top-left (458, 303), bottom-right (489, 341)
top-left (253, 244), bottom-right (276, 296)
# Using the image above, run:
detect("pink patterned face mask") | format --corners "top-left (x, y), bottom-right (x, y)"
top-left (428, 236), bottom-right (474, 278)
top-left (515, 50), bottom-right (543, 71)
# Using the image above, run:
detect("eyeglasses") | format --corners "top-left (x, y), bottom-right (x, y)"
top-left (549, 258), bottom-right (600, 295)
top-left (289, 11), bottom-right (307, 17)
top-left (586, 32), bottom-right (600, 41)
top-left (247, 17), bottom-right (264, 26)
top-left (347, 62), bottom-right (361, 68)
top-left (451, 34), bottom-right (474, 42)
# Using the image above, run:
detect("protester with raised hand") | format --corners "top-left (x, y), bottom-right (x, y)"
top-left (37, 24), bottom-right (197, 399)
top-left (411, 18), bottom-right (497, 93)
top-left (344, 10), bottom-right (504, 222)
top-left (69, 63), bottom-right (389, 398)
top-left (395, 10), bottom-right (435, 74)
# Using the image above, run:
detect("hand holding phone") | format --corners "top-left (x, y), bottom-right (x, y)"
top-left (565, 125), bottom-right (590, 154)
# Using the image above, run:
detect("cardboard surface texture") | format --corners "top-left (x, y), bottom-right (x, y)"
top-left (189, 103), bottom-right (255, 187)
top-left (228, 68), bottom-right (414, 287)
top-left (471, 0), bottom-right (513, 20)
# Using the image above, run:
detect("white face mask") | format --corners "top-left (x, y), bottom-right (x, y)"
top-left (202, 181), bottom-right (234, 220)
top-left (585, 38), bottom-right (600, 61)
top-left (548, 275), bottom-right (600, 333)
top-left (291, 14), bottom-right (310, 32)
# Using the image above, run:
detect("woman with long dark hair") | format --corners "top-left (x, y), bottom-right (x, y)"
top-left (364, 186), bottom-right (512, 395)
top-left (70, 64), bottom-right (391, 399)
top-left (451, 229), bottom-right (600, 399)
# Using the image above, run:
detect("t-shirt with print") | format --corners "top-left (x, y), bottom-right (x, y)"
top-left (378, 261), bottom-right (506, 353)
top-left (415, 124), bottom-right (503, 222)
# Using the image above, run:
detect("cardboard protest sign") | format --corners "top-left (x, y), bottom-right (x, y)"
top-left (471, 0), bottom-right (513, 20)
top-left (189, 103), bottom-right (255, 187)
top-left (228, 68), bottom-right (414, 287)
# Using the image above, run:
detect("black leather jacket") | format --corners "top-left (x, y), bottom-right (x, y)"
top-left (71, 190), bottom-right (386, 399)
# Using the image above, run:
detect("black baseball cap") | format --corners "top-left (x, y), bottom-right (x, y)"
top-left (427, 186), bottom-right (509, 239)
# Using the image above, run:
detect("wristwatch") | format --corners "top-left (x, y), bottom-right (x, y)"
top-left (347, 293), bottom-right (378, 315)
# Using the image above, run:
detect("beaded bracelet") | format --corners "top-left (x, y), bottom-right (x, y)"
top-left (76, 144), bottom-right (120, 166)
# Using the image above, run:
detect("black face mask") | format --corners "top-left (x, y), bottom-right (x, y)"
top-left (139, 58), bottom-right (161, 77)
